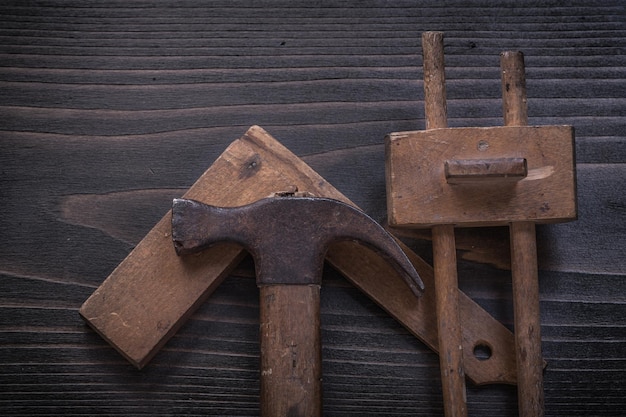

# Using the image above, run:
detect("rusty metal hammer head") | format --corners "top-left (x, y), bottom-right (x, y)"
top-left (171, 196), bottom-right (424, 296)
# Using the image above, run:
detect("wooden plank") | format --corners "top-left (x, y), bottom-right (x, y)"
top-left (1, 0), bottom-right (625, 415)
top-left (1, 137), bottom-right (624, 416)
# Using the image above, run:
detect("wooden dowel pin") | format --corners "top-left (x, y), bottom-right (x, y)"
top-left (501, 50), bottom-right (545, 417)
top-left (422, 31), bottom-right (468, 417)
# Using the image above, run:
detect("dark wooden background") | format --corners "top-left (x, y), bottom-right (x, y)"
top-left (1, 1), bottom-right (624, 415)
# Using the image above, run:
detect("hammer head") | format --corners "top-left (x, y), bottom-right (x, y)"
top-left (171, 196), bottom-right (424, 297)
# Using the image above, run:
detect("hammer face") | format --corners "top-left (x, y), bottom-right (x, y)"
top-left (171, 196), bottom-right (424, 295)
top-left (171, 198), bottom-right (245, 255)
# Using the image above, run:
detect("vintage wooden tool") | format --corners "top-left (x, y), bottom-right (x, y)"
top-left (80, 125), bottom-right (519, 387)
top-left (386, 33), bottom-right (577, 416)
top-left (170, 196), bottom-right (423, 416)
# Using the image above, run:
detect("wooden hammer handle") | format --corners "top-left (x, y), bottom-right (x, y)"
top-left (259, 285), bottom-right (322, 417)
top-left (501, 51), bottom-right (545, 417)
top-left (423, 31), bottom-right (468, 417)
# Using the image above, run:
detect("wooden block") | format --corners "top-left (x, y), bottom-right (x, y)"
top-left (386, 125), bottom-right (577, 228)
top-left (80, 125), bottom-right (517, 385)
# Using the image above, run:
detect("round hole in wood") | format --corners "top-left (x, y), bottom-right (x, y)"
top-left (477, 140), bottom-right (490, 151)
top-left (473, 342), bottom-right (493, 361)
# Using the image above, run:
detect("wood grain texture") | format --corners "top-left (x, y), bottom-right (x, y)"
top-left (259, 285), bottom-right (322, 417)
top-left (386, 126), bottom-right (577, 227)
top-left (1, 0), bottom-right (624, 416)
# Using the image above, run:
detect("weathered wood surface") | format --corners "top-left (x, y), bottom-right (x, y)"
top-left (0, 1), bottom-right (624, 416)
top-left (386, 126), bottom-right (577, 226)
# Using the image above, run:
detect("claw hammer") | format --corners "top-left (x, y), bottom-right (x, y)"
top-left (171, 195), bottom-right (424, 416)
